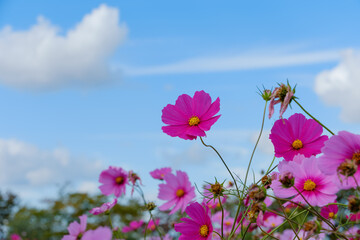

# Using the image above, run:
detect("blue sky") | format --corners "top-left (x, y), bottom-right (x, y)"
top-left (0, 0), bottom-right (360, 205)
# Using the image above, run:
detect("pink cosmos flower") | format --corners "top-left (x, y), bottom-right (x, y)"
top-left (150, 167), bottom-right (172, 180)
top-left (271, 155), bottom-right (338, 207)
top-left (348, 212), bottom-right (360, 222)
top-left (320, 204), bottom-right (338, 220)
top-left (174, 202), bottom-right (213, 240)
top-left (82, 226), bottom-right (112, 240)
top-left (161, 90), bottom-right (221, 140)
top-left (99, 166), bottom-right (128, 197)
top-left (62, 215), bottom-right (87, 240)
top-left (122, 220), bottom-right (144, 233)
top-left (147, 234), bottom-right (172, 240)
top-left (10, 234), bottom-right (21, 240)
top-left (268, 83), bottom-right (294, 119)
top-left (89, 198), bottom-right (117, 215)
top-left (270, 113), bottom-right (328, 161)
top-left (262, 212), bottom-right (284, 229)
top-left (146, 219), bottom-right (160, 231)
top-left (318, 131), bottom-right (360, 188)
top-left (158, 170), bottom-right (196, 214)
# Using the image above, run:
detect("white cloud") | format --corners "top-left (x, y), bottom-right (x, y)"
top-left (0, 138), bottom-right (105, 187)
top-left (122, 49), bottom-right (341, 76)
top-left (250, 130), bottom-right (274, 156)
top-left (0, 4), bottom-right (127, 90)
top-left (315, 49), bottom-right (360, 122)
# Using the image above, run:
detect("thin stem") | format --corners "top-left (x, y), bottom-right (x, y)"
top-left (294, 99), bottom-right (334, 135)
top-left (241, 224), bottom-right (251, 240)
top-left (241, 101), bottom-right (268, 197)
top-left (213, 231), bottom-right (224, 239)
top-left (218, 196), bottom-right (224, 238)
top-left (199, 137), bottom-right (240, 196)
top-left (276, 199), bottom-right (300, 240)
top-left (144, 215), bottom-right (151, 240)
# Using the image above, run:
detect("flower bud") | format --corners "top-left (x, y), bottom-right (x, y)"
top-left (279, 172), bottom-right (294, 188)
top-left (146, 202), bottom-right (156, 211)
top-left (348, 196), bottom-right (360, 213)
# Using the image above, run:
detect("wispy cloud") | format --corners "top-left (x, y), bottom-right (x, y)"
top-left (122, 49), bottom-right (342, 76)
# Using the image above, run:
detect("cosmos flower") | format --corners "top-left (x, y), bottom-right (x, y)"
top-left (270, 113), bottom-right (328, 161)
top-left (320, 204), bottom-right (338, 220)
top-left (271, 155), bottom-right (338, 207)
top-left (174, 202), bottom-right (213, 240)
top-left (262, 212), bottom-right (284, 229)
top-left (89, 198), bottom-right (117, 215)
top-left (146, 219), bottom-right (160, 231)
top-left (318, 131), bottom-right (360, 189)
top-left (161, 90), bottom-right (220, 140)
top-left (150, 167), bottom-right (172, 180)
top-left (122, 220), bottom-right (144, 233)
top-left (158, 170), bottom-right (196, 214)
top-left (99, 166), bottom-right (128, 197)
top-left (62, 215), bottom-right (87, 240)
top-left (268, 83), bottom-right (295, 119)
top-left (81, 227), bottom-right (112, 240)
top-left (10, 234), bottom-right (21, 240)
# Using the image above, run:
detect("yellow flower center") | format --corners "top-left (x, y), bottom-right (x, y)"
top-left (176, 189), bottom-right (185, 197)
top-left (271, 223), bottom-right (276, 227)
top-left (328, 212), bottom-right (335, 218)
top-left (352, 152), bottom-right (360, 164)
top-left (292, 139), bottom-right (303, 150)
top-left (188, 116), bottom-right (200, 126)
top-left (199, 224), bottom-right (209, 237)
top-left (303, 179), bottom-right (316, 191)
top-left (115, 176), bottom-right (124, 184)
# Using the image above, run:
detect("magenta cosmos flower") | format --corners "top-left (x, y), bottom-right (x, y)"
top-left (318, 131), bottom-right (360, 188)
top-left (89, 198), bottom-right (117, 215)
top-left (320, 204), bottom-right (338, 220)
top-left (62, 215), bottom-right (87, 240)
top-left (161, 90), bottom-right (220, 140)
top-left (174, 202), bottom-right (213, 240)
top-left (150, 167), bottom-right (172, 180)
top-left (10, 234), bottom-right (21, 240)
top-left (271, 155), bottom-right (338, 207)
top-left (270, 113), bottom-right (328, 161)
top-left (99, 166), bottom-right (128, 197)
top-left (158, 170), bottom-right (195, 214)
top-left (122, 220), bottom-right (144, 233)
top-left (82, 227), bottom-right (112, 240)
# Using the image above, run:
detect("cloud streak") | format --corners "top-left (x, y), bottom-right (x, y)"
top-left (123, 49), bottom-right (342, 76)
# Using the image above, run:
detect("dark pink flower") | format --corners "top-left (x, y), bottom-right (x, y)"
top-left (150, 167), bottom-right (172, 180)
top-left (10, 234), bottom-right (21, 240)
top-left (89, 198), bottom-right (117, 215)
top-left (82, 226), bottom-right (112, 240)
top-left (146, 219), bottom-right (160, 231)
top-left (158, 170), bottom-right (195, 214)
top-left (320, 204), bottom-right (338, 219)
top-left (270, 113), bottom-right (328, 161)
top-left (271, 155), bottom-right (338, 207)
top-left (99, 166), bottom-right (128, 197)
top-left (268, 83), bottom-right (294, 119)
top-left (161, 90), bottom-right (220, 140)
top-left (318, 131), bottom-right (360, 189)
top-left (347, 212), bottom-right (360, 222)
top-left (62, 215), bottom-right (87, 240)
top-left (122, 220), bottom-right (144, 233)
top-left (174, 202), bottom-right (213, 240)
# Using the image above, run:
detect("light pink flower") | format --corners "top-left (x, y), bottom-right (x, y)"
top-left (268, 83), bottom-right (294, 119)
top-left (174, 202), bottom-right (213, 240)
top-left (150, 167), bottom-right (172, 180)
top-left (122, 220), bottom-right (144, 233)
top-left (262, 212), bottom-right (284, 228)
top-left (82, 226), bottom-right (112, 240)
top-left (318, 131), bottom-right (360, 189)
top-left (89, 198), bottom-right (117, 215)
top-left (271, 155), bottom-right (338, 207)
top-left (270, 113), bottom-right (328, 161)
top-left (99, 166), bottom-right (128, 197)
top-left (62, 215), bottom-right (87, 240)
top-left (162, 90), bottom-right (220, 140)
top-left (158, 170), bottom-right (195, 214)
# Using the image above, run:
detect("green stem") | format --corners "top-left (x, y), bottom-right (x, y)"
top-left (219, 196), bottom-right (224, 238)
top-left (199, 137), bottom-right (240, 196)
top-left (294, 99), bottom-right (334, 135)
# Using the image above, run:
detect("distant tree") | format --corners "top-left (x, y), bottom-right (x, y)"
top-left (0, 191), bottom-right (18, 238)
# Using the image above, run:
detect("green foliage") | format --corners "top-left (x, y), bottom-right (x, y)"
top-left (7, 191), bottom-right (144, 240)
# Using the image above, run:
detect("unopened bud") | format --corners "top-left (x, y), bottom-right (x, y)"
top-left (348, 196), bottom-right (360, 213)
top-left (279, 172), bottom-right (294, 188)
top-left (146, 202), bottom-right (156, 211)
